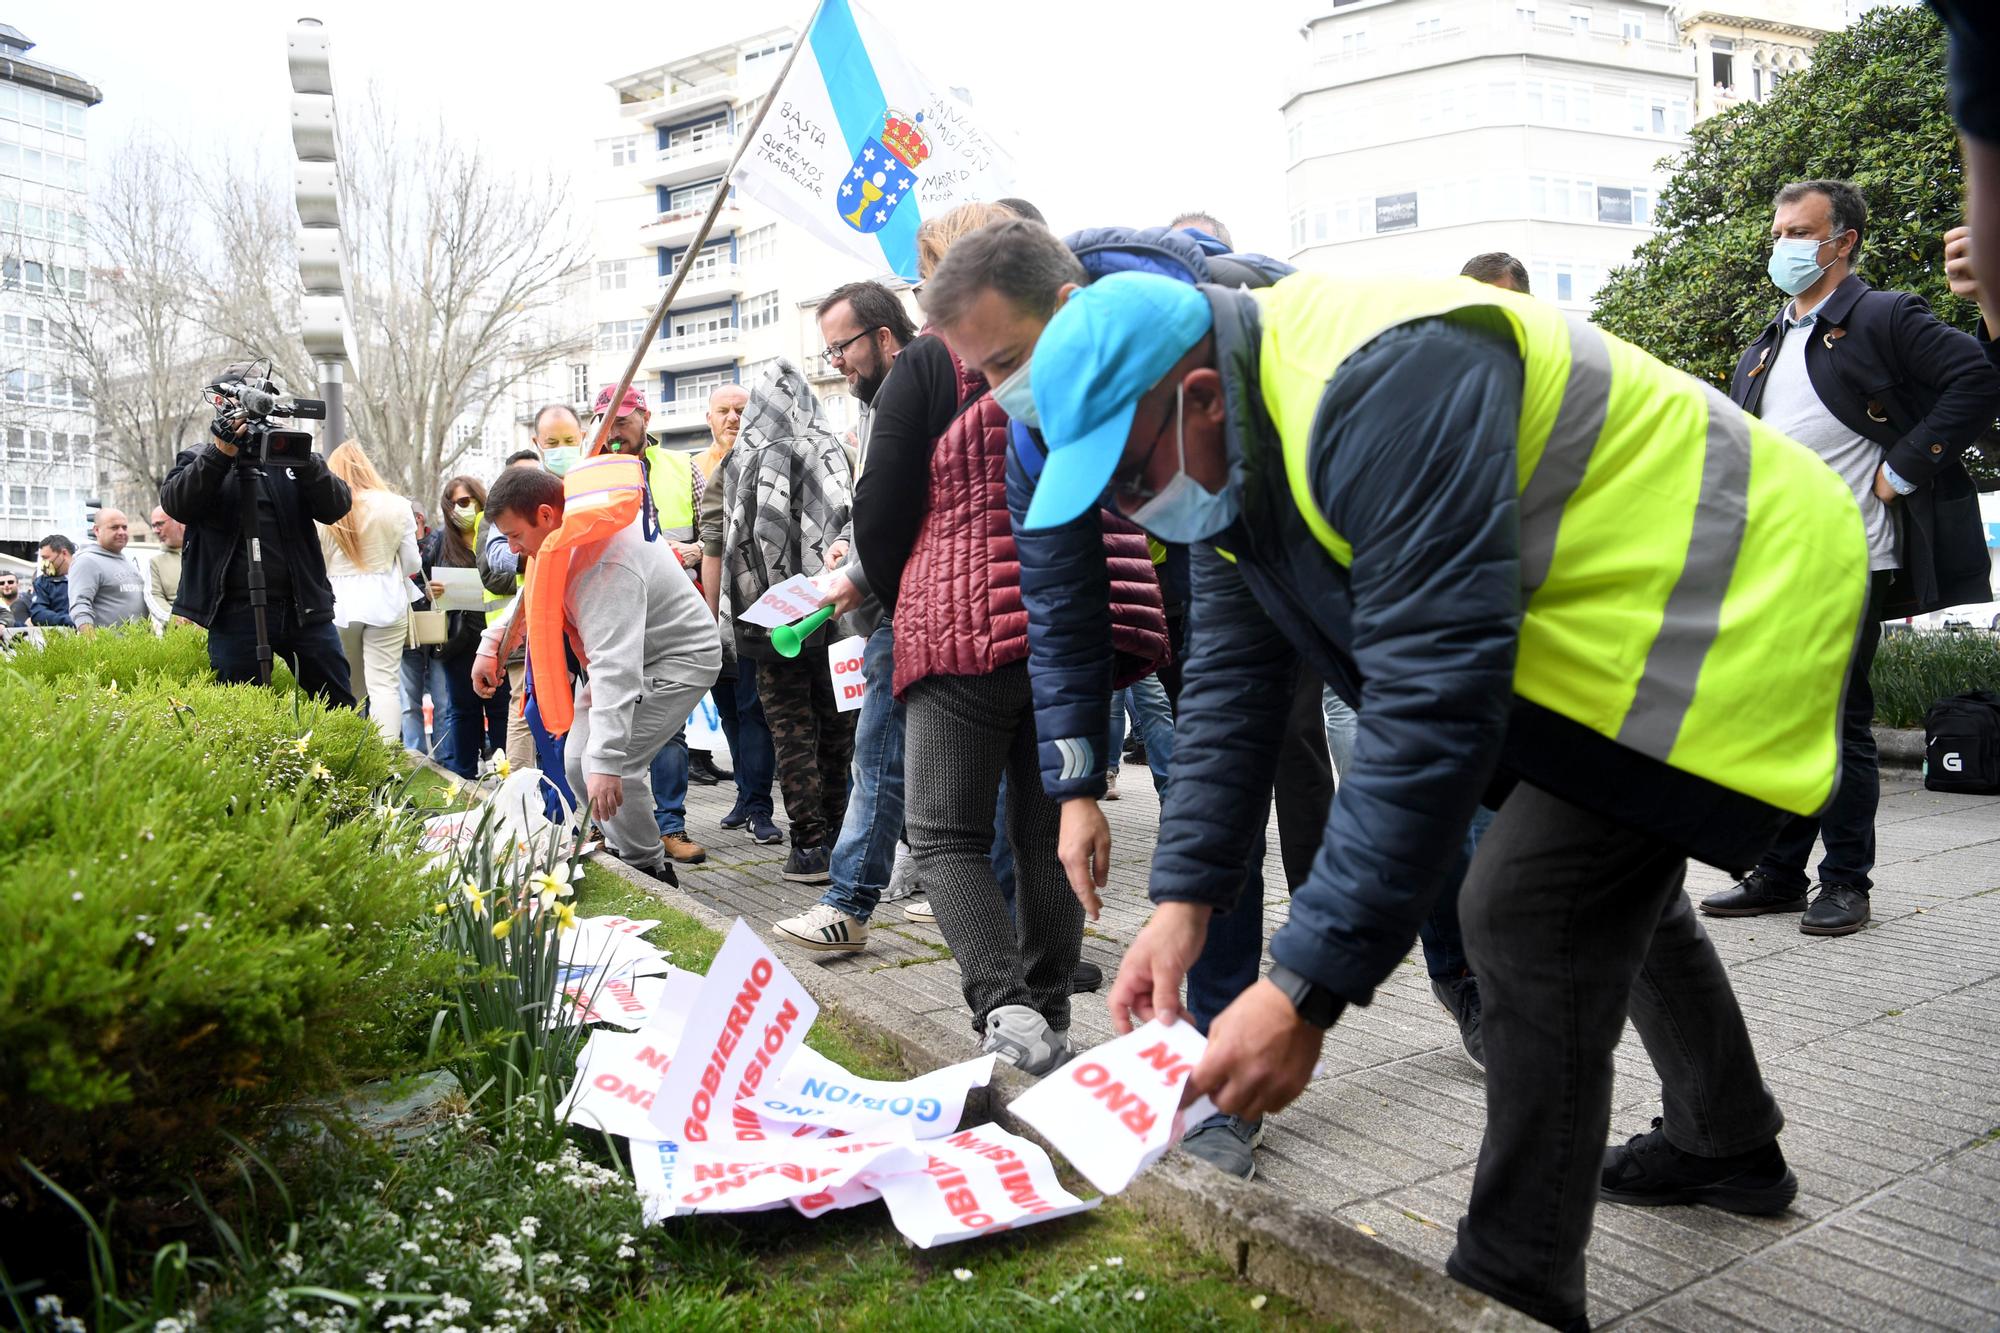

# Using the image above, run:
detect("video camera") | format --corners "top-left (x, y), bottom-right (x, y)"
top-left (204, 361), bottom-right (327, 465)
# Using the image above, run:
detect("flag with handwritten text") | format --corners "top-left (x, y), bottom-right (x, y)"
top-left (729, 0), bottom-right (1016, 281)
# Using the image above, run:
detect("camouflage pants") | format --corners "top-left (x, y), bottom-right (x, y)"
top-left (757, 651), bottom-right (856, 849)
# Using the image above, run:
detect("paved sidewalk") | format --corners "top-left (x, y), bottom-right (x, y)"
top-left (666, 767), bottom-right (2000, 1330)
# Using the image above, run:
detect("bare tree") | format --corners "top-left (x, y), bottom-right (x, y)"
top-left (34, 138), bottom-right (212, 509)
top-left (336, 101), bottom-right (589, 496)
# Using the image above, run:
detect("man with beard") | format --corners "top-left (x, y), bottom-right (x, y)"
top-left (771, 281), bottom-right (920, 947)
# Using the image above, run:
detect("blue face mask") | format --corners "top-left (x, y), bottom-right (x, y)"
top-left (542, 446), bottom-right (580, 477)
top-left (992, 360), bottom-right (1038, 428)
top-left (1121, 384), bottom-right (1239, 543)
top-left (1767, 235), bottom-right (1835, 297)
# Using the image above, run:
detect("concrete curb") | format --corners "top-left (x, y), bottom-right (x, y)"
top-left (1872, 725), bottom-right (1925, 772)
top-left (593, 851), bottom-right (1540, 1332)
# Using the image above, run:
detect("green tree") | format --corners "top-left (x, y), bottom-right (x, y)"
top-left (1593, 5), bottom-right (1995, 485)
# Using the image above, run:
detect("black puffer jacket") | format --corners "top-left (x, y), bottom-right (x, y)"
top-left (159, 441), bottom-right (351, 628)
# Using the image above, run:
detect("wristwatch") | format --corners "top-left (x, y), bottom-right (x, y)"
top-left (1266, 964), bottom-right (1344, 1029)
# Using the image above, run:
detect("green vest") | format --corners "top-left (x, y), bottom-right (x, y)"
top-left (1252, 274), bottom-right (1867, 817)
top-left (643, 445), bottom-right (697, 541)
top-left (471, 511), bottom-right (519, 626)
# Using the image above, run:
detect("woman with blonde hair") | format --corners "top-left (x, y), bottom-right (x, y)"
top-left (319, 440), bottom-right (420, 746)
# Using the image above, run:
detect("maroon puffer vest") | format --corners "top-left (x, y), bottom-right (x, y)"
top-left (893, 344), bottom-right (1169, 697)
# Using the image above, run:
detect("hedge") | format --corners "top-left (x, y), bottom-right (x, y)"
top-left (1870, 630), bottom-right (2000, 729)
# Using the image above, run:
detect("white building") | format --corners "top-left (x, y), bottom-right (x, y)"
top-left (1673, 1), bottom-right (1850, 123)
top-left (593, 30), bottom-right (890, 452)
top-left (1282, 0), bottom-right (1693, 312)
top-left (0, 24), bottom-right (98, 548)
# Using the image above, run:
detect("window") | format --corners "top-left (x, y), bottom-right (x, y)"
top-left (1313, 210), bottom-right (1329, 242)
top-left (1569, 4), bottom-right (1591, 33)
top-left (668, 310), bottom-right (734, 344)
top-left (608, 136), bottom-right (638, 166)
top-left (1632, 188), bottom-right (1652, 226)
top-left (570, 364), bottom-right (589, 407)
top-left (1619, 10), bottom-right (1643, 39)
top-left (1515, 0), bottom-right (1537, 19)
top-left (596, 259), bottom-right (629, 292)
top-left (596, 318), bottom-right (647, 351)
top-left (743, 290), bottom-right (780, 330)
top-left (740, 224), bottom-right (778, 267)
top-left (1289, 209), bottom-right (1307, 250)
top-left (1412, 14), bottom-right (1442, 37)
top-left (1528, 176), bottom-right (1548, 216)
top-left (1671, 98), bottom-right (1689, 133)
top-left (1549, 83), bottom-right (1567, 124)
top-left (1752, 63), bottom-right (1763, 100)
top-left (1711, 38), bottom-right (1734, 90)
top-left (1549, 176), bottom-right (1572, 219)
top-left (1340, 29), bottom-right (1368, 56)
top-left (1572, 84), bottom-right (1591, 126)
top-left (675, 369), bottom-right (735, 404)
top-left (1555, 266), bottom-right (1575, 303)
top-left (667, 180), bottom-right (719, 214)
top-left (1651, 101), bottom-right (1666, 133)
top-left (1524, 80), bottom-right (1543, 120)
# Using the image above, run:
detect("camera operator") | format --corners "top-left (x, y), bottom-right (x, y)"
top-left (159, 415), bottom-right (357, 705)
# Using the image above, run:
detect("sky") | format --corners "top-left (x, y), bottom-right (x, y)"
top-left (21, 0), bottom-right (1306, 255)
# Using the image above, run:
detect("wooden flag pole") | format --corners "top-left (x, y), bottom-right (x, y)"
top-left (586, 1), bottom-right (825, 456)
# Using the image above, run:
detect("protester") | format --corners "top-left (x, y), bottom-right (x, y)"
top-left (320, 442), bottom-right (420, 747)
top-left (146, 507), bottom-right (185, 627)
top-left (1, 569), bottom-right (26, 626)
top-left (1105, 677), bottom-right (1174, 799)
top-left (67, 508), bottom-right (149, 633)
top-left (923, 216), bottom-right (1356, 1173)
top-left (772, 279), bottom-right (919, 951)
top-left (160, 416), bottom-right (354, 703)
top-left (694, 384), bottom-right (781, 842)
top-left (422, 476), bottom-right (496, 779)
top-left (582, 384), bottom-right (711, 865)
top-left (1459, 252), bottom-right (1530, 293)
top-left (1701, 180), bottom-right (2000, 937)
top-left (475, 463), bottom-right (721, 883)
top-left (707, 362), bottom-right (856, 881)
top-left (401, 501), bottom-right (450, 761)
top-left (481, 417), bottom-right (567, 773)
top-left (1019, 264), bottom-right (1868, 1328)
top-left (872, 201), bottom-right (1164, 1074)
top-left (28, 534), bottom-right (74, 628)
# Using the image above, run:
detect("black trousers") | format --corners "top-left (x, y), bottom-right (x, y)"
top-left (1446, 782), bottom-right (1783, 1327)
top-left (1273, 662), bottom-right (1336, 890)
top-left (207, 600), bottom-right (355, 709)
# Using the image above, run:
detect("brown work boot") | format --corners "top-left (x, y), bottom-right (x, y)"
top-left (662, 832), bottom-right (708, 865)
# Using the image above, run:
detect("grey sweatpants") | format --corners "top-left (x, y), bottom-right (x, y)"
top-left (903, 662), bottom-right (1081, 1036)
top-left (566, 673), bottom-right (709, 874)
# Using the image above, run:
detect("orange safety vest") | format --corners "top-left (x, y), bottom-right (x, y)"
top-left (521, 451), bottom-right (650, 737)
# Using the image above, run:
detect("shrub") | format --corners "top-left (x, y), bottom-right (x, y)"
top-left (0, 669), bottom-right (440, 1213)
top-left (1870, 630), bottom-right (2000, 728)
top-left (3, 622), bottom-right (244, 689)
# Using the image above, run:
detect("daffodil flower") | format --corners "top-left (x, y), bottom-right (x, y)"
top-left (532, 871), bottom-right (566, 911)
top-left (442, 779), bottom-right (461, 804)
top-left (309, 762), bottom-right (331, 782)
top-left (492, 915), bottom-right (514, 941)
top-left (432, 902), bottom-right (450, 916)
top-left (554, 901), bottom-right (578, 932)
top-left (459, 882), bottom-right (489, 916)
top-left (494, 754), bottom-right (512, 779)
top-left (291, 731), bottom-right (313, 755)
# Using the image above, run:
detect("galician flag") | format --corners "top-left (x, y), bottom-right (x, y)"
top-left (729, 0), bottom-right (1016, 282)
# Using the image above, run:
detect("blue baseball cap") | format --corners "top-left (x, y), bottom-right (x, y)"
top-left (1023, 272), bottom-right (1214, 530)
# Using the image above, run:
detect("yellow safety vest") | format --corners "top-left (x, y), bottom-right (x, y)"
top-left (472, 511), bottom-right (520, 626)
top-left (642, 445), bottom-right (697, 541)
top-left (1253, 274), bottom-right (1867, 817)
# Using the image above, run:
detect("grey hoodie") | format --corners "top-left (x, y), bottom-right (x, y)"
top-left (68, 542), bottom-right (150, 630)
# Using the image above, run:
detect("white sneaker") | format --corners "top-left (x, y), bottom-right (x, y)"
top-left (881, 843), bottom-right (918, 903)
top-left (772, 903), bottom-right (869, 953)
top-left (905, 894), bottom-right (935, 924)
top-left (982, 1005), bottom-right (1072, 1076)
top-left (1103, 770), bottom-right (1121, 801)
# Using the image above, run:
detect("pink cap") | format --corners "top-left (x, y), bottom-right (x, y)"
top-left (593, 383), bottom-right (649, 417)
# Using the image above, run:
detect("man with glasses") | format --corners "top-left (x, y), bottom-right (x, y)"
top-left (773, 280), bottom-right (917, 951)
top-left (1701, 179), bottom-right (2000, 938)
top-left (1, 570), bottom-right (26, 626)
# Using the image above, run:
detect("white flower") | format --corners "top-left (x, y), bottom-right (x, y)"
top-left (70, 891), bottom-right (83, 902)
top-left (268, 1288), bottom-right (291, 1311)
top-left (1127, 1288), bottom-right (1147, 1302)
top-left (1105, 1256), bottom-right (1124, 1267)
top-left (275, 1250), bottom-right (304, 1275)
top-left (1249, 1293), bottom-right (1270, 1310)
top-left (566, 1274), bottom-right (590, 1293)
top-left (434, 1187), bottom-right (455, 1204)
top-left (518, 1216), bottom-right (540, 1239)
top-left (533, 1161), bottom-right (557, 1175)
top-left (951, 1268), bottom-right (973, 1282)
top-left (615, 1245), bottom-right (636, 1260)
top-left (33, 1297), bottom-right (62, 1316)
top-left (154, 1320), bottom-right (189, 1333)
top-left (384, 1318), bottom-right (414, 1330)
top-left (399, 1240), bottom-right (422, 1253)
top-left (365, 1270), bottom-right (387, 1290)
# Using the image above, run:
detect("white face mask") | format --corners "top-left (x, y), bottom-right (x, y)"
top-left (991, 360), bottom-right (1038, 428)
top-left (450, 500), bottom-right (478, 530)
top-left (1120, 383), bottom-right (1240, 543)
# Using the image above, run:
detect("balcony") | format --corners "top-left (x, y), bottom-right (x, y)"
top-left (639, 133), bottom-right (737, 189)
top-left (643, 325), bottom-right (741, 373)
top-left (1293, 17), bottom-right (1684, 98)
top-left (652, 397), bottom-right (715, 435)
top-left (641, 198), bottom-right (744, 251)
top-left (651, 260), bottom-right (743, 311)
top-left (619, 77), bottom-right (737, 125)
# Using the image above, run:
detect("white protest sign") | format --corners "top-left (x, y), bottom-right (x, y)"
top-left (746, 1052), bottom-right (993, 1140)
top-left (627, 1139), bottom-right (792, 1223)
top-left (738, 574), bottom-right (828, 629)
top-left (872, 1123), bottom-right (1099, 1248)
top-left (648, 918), bottom-right (818, 1145)
top-left (827, 635), bottom-right (867, 713)
top-left (556, 1028), bottom-right (681, 1140)
top-left (1007, 1019), bottom-right (1215, 1196)
top-left (791, 1177), bottom-right (881, 1219)
top-left (683, 691), bottom-right (725, 750)
top-left (552, 970), bottom-right (671, 1031)
top-left (635, 1133), bottom-right (920, 1218)
top-left (560, 922), bottom-right (670, 978)
top-left (576, 914), bottom-right (661, 937)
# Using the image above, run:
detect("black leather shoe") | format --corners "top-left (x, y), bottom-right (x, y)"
top-left (1070, 960), bottom-right (1103, 994)
top-left (1800, 883), bottom-right (1870, 936)
top-left (688, 754), bottom-right (732, 786)
top-left (1699, 870), bottom-right (1808, 917)
top-left (1601, 1118), bottom-right (1796, 1215)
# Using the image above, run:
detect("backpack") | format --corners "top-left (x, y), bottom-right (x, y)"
top-left (1923, 689), bottom-right (2000, 794)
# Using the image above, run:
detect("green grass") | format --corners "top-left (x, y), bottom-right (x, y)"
top-left (602, 1194), bottom-right (1325, 1332)
top-left (1870, 629), bottom-right (2000, 728)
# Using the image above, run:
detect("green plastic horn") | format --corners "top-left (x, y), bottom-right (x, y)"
top-left (770, 604), bottom-right (835, 657)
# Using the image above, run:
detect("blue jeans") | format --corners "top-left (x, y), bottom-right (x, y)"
top-left (208, 602), bottom-right (354, 707)
top-left (434, 653), bottom-right (485, 780)
top-left (400, 649), bottom-right (456, 769)
top-left (716, 663), bottom-right (776, 819)
top-left (650, 727), bottom-right (690, 837)
top-left (1108, 674), bottom-right (1176, 794)
top-left (822, 623), bottom-right (907, 920)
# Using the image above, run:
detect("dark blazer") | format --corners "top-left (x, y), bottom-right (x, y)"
top-left (1729, 273), bottom-right (2000, 617)
top-left (159, 441), bottom-right (351, 628)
